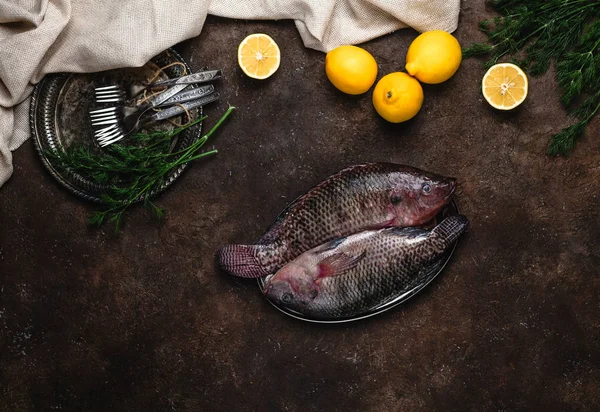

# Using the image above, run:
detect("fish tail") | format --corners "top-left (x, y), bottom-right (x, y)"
top-left (217, 244), bottom-right (271, 278)
top-left (432, 214), bottom-right (469, 245)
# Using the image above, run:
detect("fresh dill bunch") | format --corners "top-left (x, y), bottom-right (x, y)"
top-left (48, 105), bottom-right (236, 231)
top-left (463, 0), bottom-right (600, 155)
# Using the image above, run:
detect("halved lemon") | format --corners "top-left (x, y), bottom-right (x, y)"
top-left (482, 63), bottom-right (528, 110)
top-left (238, 33), bottom-right (281, 80)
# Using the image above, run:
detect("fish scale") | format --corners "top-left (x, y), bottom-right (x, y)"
top-left (218, 163), bottom-right (456, 278)
top-left (264, 215), bottom-right (469, 320)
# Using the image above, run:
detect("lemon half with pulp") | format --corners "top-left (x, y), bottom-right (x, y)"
top-left (238, 33), bottom-right (281, 79)
top-left (482, 63), bottom-right (528, 110)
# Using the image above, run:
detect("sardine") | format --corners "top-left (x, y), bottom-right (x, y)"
top-left (218, 163), bottom-right (456, 278)
top-left (263, 215), bottom-right (469, 320)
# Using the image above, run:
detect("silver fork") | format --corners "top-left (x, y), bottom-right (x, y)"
top-left (94, 84), bottom-right (144, 104)
top-left (93, 69), bottom-right (222, 105)
top-left (93, 91), bottom-right (220, 147)
top-left (89, 84), bottom-right (216, 138)
top-left (90, 84), bottom-right (215, 127)
top-left (89, 82), bottom-right (190, 133)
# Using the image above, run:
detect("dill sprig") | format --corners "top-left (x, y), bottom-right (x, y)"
top-left (463, 0), bottom-right (600, 155)
top-left (48, 105), bottom-right (236, 231)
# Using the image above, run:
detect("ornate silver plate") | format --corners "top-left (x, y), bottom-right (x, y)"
top-left (257, 200), bottom-right (461, 323)
top-left (30, 49), bottom-right (203, 203)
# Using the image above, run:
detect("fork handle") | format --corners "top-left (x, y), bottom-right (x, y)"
top-left (143, 83), bottom-right (189, 109)
top-left (148, 92), bottom-right (220, 122)
top-left (158, 84), bottom-right (215, 107)
top-left (149, 70), bottom-right (222, 87)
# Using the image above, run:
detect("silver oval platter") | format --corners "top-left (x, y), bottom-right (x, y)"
top-left (257, 199), bottom-right (460, 323)
top-left (30, 49), bottom-right (203, 204)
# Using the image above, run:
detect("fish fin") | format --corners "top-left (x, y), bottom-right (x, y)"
top-left (317, 251), bottom-right (365, 279)
top-left (431, 215), bottom-right (469, 245)
top-left (391, 256), bottom-right (449, 304)
top-left (416, 256), bottom-right (447, 284)
top-left (217, 244), bottom-right (270, 278)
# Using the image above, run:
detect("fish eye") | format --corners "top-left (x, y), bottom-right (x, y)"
top-left (281, 293), bottom-right (293, 303)
top-left (422, 183), bottom-right (432, 195)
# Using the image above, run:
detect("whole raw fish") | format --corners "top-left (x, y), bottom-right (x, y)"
top-left (218, 163), bottom-right (456, 278)
top-left (263, 214), bottom-right (469, 320)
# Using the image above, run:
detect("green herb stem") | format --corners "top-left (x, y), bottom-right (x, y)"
top-left (170, 150), bottom-right (219, 168)
top-left (583, 98), bottom-right (600, 123)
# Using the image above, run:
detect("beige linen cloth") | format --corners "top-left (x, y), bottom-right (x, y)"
top-left (0, 0), bottom-right (460, 187)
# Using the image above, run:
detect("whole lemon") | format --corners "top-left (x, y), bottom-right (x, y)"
top-left (405, 30), bottom-right (462, 84)
top-left (325, 45), bottom-right (378, 95)
top-left (372, 72), bottom-right (423, 123)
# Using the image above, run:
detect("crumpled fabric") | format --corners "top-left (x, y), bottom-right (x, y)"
top-left (0, 0), bottom-right (460, 187)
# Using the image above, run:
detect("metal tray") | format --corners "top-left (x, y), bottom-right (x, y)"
top-left (257, 199), bottom-right (461, 323)
top-left (30, 49), bottom-right (203, 204)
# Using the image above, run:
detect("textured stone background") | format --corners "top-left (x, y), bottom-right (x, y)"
top-left (1, 2), bottom-right (599, 411)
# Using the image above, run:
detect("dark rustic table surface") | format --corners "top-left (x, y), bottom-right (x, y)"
top-left (1, 3), bottom-right (599, 411)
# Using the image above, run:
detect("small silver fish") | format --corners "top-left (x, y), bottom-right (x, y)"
top-left (263, 214), bottom-right (469, 320)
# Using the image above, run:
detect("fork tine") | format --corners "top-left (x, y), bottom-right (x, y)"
top-left (96, 90), bottom-right (124, 97)
top-left (95, 87), bottom-right (121, 93)
top-left (94, 121), bottom-right (124, 144)
top-left (91, 111), bottom-right (118, 121)
top-left (96, 130), bottom-right (123, 144)
top-left (95, 90), bottom-right (123, 96)
top-left (96, 98), bottom-right (124, 103)
top-left (95, 85), bottom-right (120, 91)
top-left (94, 124), bottom-right (120, 138)
top-left (90, 112), bottom-right (118, 120)
top-left (100, 137), bottom-right (124, 147)
top-left (89, 107), bottom-right (117, 115)
top-left (92, 118), bottom-right (119, 126)
top-left (95, 85), bottom-right (125, 105)
top-left (95, 93), bottom-right (123, 99)
top-left (95, 123), bottom-right (119, 135)
top-left (98, 136), bottom-right (120, 145)
top-left (99, 132), bottom-right (125, 146)
top-left (90, 113), bottom-right (119, 124)
top-left (95, 92), bottom-right (122, 97)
